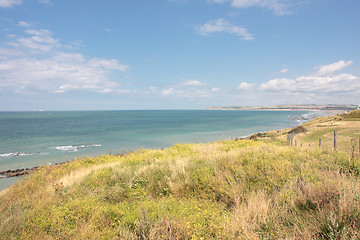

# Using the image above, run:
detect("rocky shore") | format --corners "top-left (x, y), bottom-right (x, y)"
top-left (0, 161), bottom-right (73, 179)
top-left (0, 167), bottom-right (39, 179)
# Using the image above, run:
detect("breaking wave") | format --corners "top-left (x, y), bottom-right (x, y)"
top-left (289, 112), bottom-right (318, 124)
top-left (52, 144), bottom-right (101, 152)
top-left (0, 152), bottom-right (33, 158)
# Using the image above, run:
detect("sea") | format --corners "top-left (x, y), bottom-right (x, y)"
top-left (0, 110), bottom-right (320, 190)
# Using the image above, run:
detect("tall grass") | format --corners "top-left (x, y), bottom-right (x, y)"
top-left (1, 139), bottom-right (359, 239)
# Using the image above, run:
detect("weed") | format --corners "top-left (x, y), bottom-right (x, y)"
top-left (1, 136), bottom-right (360, 239)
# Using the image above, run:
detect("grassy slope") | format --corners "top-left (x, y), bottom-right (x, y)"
top-left (259, 110), bottom-right (360, 153)
top-left (1, 112), bottom-right (360, 239)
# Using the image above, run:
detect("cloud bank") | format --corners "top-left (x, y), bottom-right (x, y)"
top-left (0, 23), bottom-right (129, 94)
top-left (147, 60), bottom-right (359, 105)
top-left (259, 60), bottom-right (359, 98)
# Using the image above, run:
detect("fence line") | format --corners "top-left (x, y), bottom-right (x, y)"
top-left (287, 131), bottom-right (360, 155)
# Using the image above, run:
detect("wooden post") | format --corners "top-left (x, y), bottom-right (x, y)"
top-left (295, 140), bottom-right (297, 147)
top-left (319, 138), bottom-right (322, 148)
top-left (287, 134), bottom-right (290, 146)
top-left (334, 131), bottom-right (337, 151)
top-left (351, 139), bottom-right (356, 160)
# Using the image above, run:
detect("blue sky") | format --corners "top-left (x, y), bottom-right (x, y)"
top-left (0, 0), bottom-right (359, 110)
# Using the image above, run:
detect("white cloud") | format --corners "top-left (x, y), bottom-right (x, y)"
top-left (260, 60), bottom-right (359, 95)
top-left (317, 60), bottom-right (352, 75)
top-left (161, 88), bottom-right (175, 96)
top-left (88, 58), bottom-right (129, 71)
top-left (0, 0), bottom-right (22, 8)
top-left (259, 78), bottom-right (295, 91)
top-left (197, 18), bottom-right (254, 40)
top-left (64, 40), bottom-right (83, 50)
top-left (209, 0), bottom-right (296, 15)
top-left (181, 79), bottom-right (206, 86)
top-left (157, 79), bottom-right (216, 99)
top-left (148, 86), bottom-right (158, 94)
top-left (0, 63), bottom-right (11, 70)
top-left (280, 68), bottom-right (288, 73)
top-left (154, 60), bottom-right (359, 105)
top-left (18, 21), bottom-right (32, 27)
top-left (0, 55), bottom-right (129, 94)
top-left (0, 26), bottom-right (130, 94)
top-left (13, 29), bottom-right (60, 52)
top-left (0, 47), bottom-right (22, 59)
top-left (237, 82), bottom-right (255, 90)
top-left (161, 88), bottom-right (212, 99)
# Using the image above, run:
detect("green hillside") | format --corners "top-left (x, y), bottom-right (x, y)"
top-left (1, 136), bottom-right (359, 239)
top-left (344, 109), bottom-right (360, 119)
top-left (2, 110), bottom-right (360, 239)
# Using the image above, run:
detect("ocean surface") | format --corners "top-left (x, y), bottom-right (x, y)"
top-left (0, 110), bottom-right (320, 190)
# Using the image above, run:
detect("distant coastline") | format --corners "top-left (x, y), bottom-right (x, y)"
top-left (206, 104), bottom-right (357, 114)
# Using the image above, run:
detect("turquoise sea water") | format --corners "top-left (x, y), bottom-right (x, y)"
top-left (0, 110), bottom-right (319, 190)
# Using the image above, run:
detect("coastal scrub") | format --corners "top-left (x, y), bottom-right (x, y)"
top-left (1, 137), bottom-right (359, 239)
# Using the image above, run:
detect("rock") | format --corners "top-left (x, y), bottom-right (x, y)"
top-left (288, 126), bottom-right (307, 134)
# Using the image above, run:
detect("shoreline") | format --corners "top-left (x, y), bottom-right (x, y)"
top-left (0, 167), bottom-right (38, 179)
top-left (0, 109), bottom-right (346, 189)
top-left (2, 111), bottom-right (359, 238)
top-left (0, 162), bottom-right (71, 179)
top-left (206, 104), bottom-right (356, 112)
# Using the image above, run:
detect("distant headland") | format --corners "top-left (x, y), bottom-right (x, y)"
top-left (206, 104), bottom-right (357, 112)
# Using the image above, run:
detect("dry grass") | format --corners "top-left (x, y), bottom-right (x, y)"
top-left (54, 161), bottom-right (125, 190)
top-left (230, 190), bottom-right (271, 239)
top-left (256, 110), bottom-right (360, 154)
top-left (1, 111), bottom-right (360, 239)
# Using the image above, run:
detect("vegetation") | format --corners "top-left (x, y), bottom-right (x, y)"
top-left (257, 110), bottom-right (360, 153)
top-left (1, 111), bottom-right (360, 239)
top-left (344, 110), bottom-right (360, 120)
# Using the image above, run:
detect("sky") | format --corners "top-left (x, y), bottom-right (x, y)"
top-left (0, 0), bottom-right (359, 110)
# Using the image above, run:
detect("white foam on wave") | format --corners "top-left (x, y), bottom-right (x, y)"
top-left (52, 144), bottom-right (101, 152)
top-left (290, 114), bottom-right (309, 121)
top-left (0, 152), bottom-right (33, 158)
top-left (290, 112), bottom-right (320, 124)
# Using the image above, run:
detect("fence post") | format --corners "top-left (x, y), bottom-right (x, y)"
top-left (287, 134), bottom-right (290, 146)
top-left (319, 138), bottom-right (322, 148)
top-left (334, 131), bottom-right (337, 151)
top-left (295, 140), bottom-right (297, 147)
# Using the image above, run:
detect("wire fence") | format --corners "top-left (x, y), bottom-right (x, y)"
top-left (287, 131), bottom-right (360, 155)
